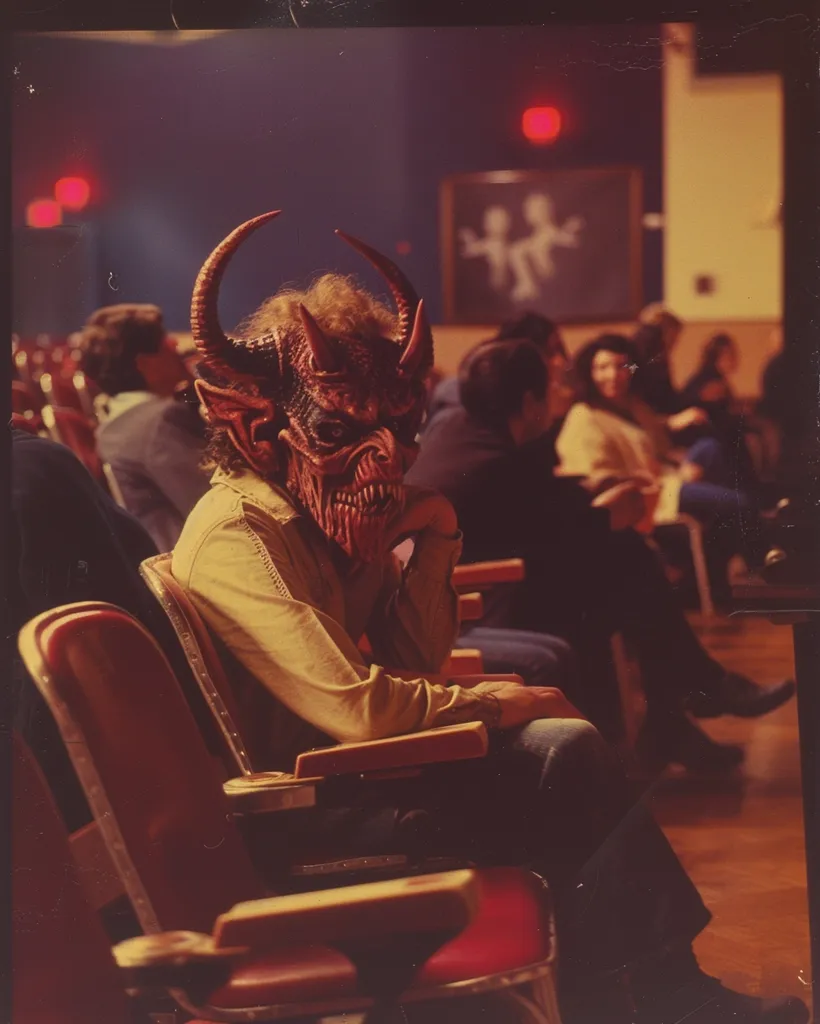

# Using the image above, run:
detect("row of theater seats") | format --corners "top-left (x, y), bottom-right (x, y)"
top-left (12, 335), bottom-right (106, 483)
top-left (13, 551), bottom-right (563, 1023)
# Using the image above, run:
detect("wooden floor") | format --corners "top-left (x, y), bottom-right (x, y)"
top-left (650, 613), bottom-right (812, 1009)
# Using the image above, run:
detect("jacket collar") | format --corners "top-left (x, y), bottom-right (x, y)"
top-left (210, 467), bottom-right (301, 525)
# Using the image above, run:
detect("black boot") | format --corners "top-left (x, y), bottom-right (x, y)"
top-left (688, 673), bottom-right (795, 719)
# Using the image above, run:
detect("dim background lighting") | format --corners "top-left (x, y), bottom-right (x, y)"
top-left (522, 106), bottom-right (562, 144)
top-left (26, 199), bottom-right (63, 229)
top-left (55, 176), bottom-right (91, 210)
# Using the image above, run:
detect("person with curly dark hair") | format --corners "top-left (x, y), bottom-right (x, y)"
top-left (557, 334), bottom-right (767, 600)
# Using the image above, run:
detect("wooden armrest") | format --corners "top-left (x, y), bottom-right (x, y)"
top-left (458, 591), bottom-right (484, 622)
top-left (294, 721), bottom-right (488, 779)
top-left (114, 931), bottom-right (245, 993)
top-left (451, 558), bottom-right (525, 590)
top-left (223, 772), bottom-right (319, 815)
top-left (214, 869), bottom-right (478, 949)
top-left (442, 649), bottom-right (484, 675)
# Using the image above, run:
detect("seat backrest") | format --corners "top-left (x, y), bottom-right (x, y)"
top-left (12, 732), bottom-right (129, 1024)
top-left (10, 411), bottom-right (43, 436)
top-left (12, 379), bottom-right (44, 415)
top-left (141, 553), bottom-right (254, 776)
top-left (41, 404), bottom-right (104, 482)
top-left (39, 370), bottom-right (85, 413)
top-left (18, 602), bottom-right (263, 935)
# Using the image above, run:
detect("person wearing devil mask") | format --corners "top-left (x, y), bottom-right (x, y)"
top-left (171, 211), bottom-right (806, 1024)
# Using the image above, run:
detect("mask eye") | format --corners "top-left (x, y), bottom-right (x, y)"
top-left (315, 419), bottom-right (352, 446)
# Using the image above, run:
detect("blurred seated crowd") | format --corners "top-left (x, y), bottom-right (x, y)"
top-left (9, 222), bottom-right (810, 1024)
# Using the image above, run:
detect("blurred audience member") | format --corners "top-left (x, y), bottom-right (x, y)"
top-left (681, 333), bottom-right (738, 416)
top-left (408, 339), bottom-right (793, 770)
top-left (631, 304), bottom-right (688, 419)
top-left (425, 312), bottom-right (573, 433)
top-left (80, 304), bottom-right (209, 550)
top-left (682, 333), bottom-right (762, 489)
top-left (558, 335), bottom-right (767, 599)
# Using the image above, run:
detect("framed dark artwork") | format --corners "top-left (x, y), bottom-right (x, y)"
top-left (441, 167), bottom-right (643, 324)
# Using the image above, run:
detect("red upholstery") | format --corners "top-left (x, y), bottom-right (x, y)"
top-left (21, 603), bottom-right (262, 935)
top-left (12, 379), bottom-right (44, 415)
top-left (207, 869), bottom-right (551, 1008)
top-left (416, 867), bottom-right (552, 986)
top-left (41, 370), bottom-right (86, 412)
top-left (12, 733), bottom-right (131, 1024)
top-left (206, 869), bottom-right (550, 1009)
top-left (10, 412), bottom-right (43, 436)
top-left (43, 406), bottom-right (104, 482)
top-left (20, 604), bottom-right (556, 1014)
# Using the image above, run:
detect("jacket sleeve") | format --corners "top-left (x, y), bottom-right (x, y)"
top-left (178, 509), bottom-right (499, 744)
top-left (365, 529), bottom-right (463, 674)
top-left (556, 404), bottom-right (625, 488)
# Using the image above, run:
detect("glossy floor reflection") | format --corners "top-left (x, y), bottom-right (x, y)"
top-left (651, 614), bottom-right (812, 1008)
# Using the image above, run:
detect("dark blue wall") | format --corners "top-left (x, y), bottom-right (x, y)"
top-left (13, 27), bottom-right (661, 332)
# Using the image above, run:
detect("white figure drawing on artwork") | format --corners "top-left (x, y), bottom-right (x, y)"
top-left (459, 192), bottom-right (585, 303)
top-left (458, 205), bottom-right (513, 292)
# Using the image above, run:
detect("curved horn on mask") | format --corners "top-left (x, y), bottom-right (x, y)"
top-left (334, 229), bottom-right (433, 376)
top-left (190, 210), bottom-right (282, 373)
top-left (298, 304), bottom-right (340, 374)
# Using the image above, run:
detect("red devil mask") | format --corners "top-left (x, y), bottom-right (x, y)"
top-left (191, 211), bottom-right (434, 563)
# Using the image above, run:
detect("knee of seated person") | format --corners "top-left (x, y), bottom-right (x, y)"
top-left (516, 716), bottom-right (607, 763)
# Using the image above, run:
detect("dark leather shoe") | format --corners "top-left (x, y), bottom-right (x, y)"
top-left (688, 673), bottom-right (796, 719)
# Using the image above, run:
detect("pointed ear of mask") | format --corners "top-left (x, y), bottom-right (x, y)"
top-left (194, 378), bottom-right (280, 476)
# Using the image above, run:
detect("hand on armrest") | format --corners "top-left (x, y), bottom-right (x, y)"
top-left (213, 869), bottom-right (478, 949)
top-left (294, 722), bottom-right (488, 778)
top-left (451, 559), bottom-right (525, 590)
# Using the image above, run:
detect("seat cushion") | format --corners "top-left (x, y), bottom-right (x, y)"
top-left (415, 867), bottom-right (553, 986)
top-left (209, 868), bottom-right (552, 1008)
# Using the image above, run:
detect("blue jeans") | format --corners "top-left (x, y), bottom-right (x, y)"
top-left (679, 439), bottom-right (766, 587)
top-left (456, 626), bottom-right (579, 694)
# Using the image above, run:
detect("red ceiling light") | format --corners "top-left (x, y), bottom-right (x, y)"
top-left (55, 176), bottom-right (91, 210)
top-left (522, 106), bottom-right (562, 145)
top-left (26, 199), bottom-right (63, 229)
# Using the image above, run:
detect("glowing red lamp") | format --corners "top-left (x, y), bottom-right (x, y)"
top-left (26, 199), bottom-right (63, 229)
top-left (522, 106), bottom-right (562, 144)
top-left (55, 176), bottom-right (91, 210)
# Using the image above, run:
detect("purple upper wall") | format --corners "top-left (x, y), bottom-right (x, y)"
top-left (12, 26), bottom-right (661, 333)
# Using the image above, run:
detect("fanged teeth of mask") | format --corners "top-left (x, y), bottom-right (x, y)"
top-left (334, 482), bottom-right (402, 513)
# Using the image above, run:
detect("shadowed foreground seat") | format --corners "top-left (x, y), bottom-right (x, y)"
top-left (19, 602), bottom-right (561, 1023)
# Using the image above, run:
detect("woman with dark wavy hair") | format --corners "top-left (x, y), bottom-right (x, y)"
top-left (557, 333), bottom-right (766, 602)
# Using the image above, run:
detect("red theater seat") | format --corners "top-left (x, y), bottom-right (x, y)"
top-left (41, 404), bottom-right (104, 483)
top-left (19, 602), bottom-right (561, 1021)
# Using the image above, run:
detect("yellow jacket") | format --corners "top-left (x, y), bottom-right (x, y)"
top-left (172, 468), bottom-right (498, 770)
